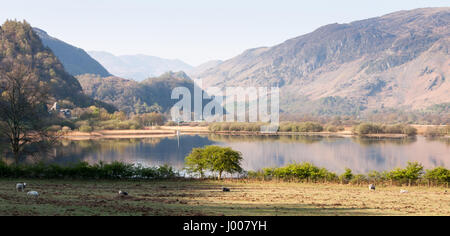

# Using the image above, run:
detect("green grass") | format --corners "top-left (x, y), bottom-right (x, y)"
top-left (0, 179), bottom-right (448, 216)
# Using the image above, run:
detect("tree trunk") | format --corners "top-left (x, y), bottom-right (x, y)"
top-left (12, 140), bottom-right (20, 165)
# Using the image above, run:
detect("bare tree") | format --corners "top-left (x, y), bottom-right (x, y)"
top-left (0, 58), bottom-right (52, 164)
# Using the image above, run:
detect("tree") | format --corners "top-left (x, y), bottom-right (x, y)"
top-left (184, 146), bottom-right (243, 179)
top-left (403, 161), bottom-right (424, 181)
top-left (207, 146), bottom-right (243, 180)
top-left (133, 112), bottom-right (164, 127)
top-left (185, 147), bottom-right (209, 178)
top-left (0, 59), bottom-right (52, 164)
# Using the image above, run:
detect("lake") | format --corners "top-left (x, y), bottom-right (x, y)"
top-left (19, 134), bottom-right (449, 174)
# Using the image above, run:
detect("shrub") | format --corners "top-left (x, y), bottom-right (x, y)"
top-left (424, 167), bottom-right (450, 183)
top-left (165, 121), bottom-right (177, 126)
top-left (47, 125), bottom-right (62, 132)
top-left (0, 160), bottom-right (178, 179)
top-left (386, 162), bottom-right (424, 183)
top-left (339, 168), bottom-right (354, 182)
top-left (61, 126), bottom-right (72, 132)
top-left (79, 125), bottom-right (93, 132)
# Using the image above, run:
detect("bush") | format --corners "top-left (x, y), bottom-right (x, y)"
top-left (252, 163), bottom-right (337, 182)
top-left (424, 167), bottom-right (450, 183)
top-left (47, 125), bottom-right (62, 132)
top-left (352, 123), bottom-right (383, 135)
top-left (0, 161), bottom-right (178, 179)
top-left (79, 125), bottom-right (93, 132)
top-left (339, 168), bottom-right (354, 182)
top-left (165, 121), bottom-right (177, 126)
top-left (386, 162), bottom-right (424, 183)
top-left (61, 126), bottom-right (72, 132)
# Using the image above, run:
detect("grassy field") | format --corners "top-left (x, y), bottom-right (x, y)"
top-left (0, 179), bottom-right (448, 216)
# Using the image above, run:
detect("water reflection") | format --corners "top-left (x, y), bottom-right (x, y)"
top-left (1, 135), bottom-right (449, 174)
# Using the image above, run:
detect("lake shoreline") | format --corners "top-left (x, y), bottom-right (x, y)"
top-left (61, 127), bottom-right (422, 140)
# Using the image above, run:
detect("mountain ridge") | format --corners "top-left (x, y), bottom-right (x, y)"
top-left (0, 20), bottom-right (114, 111)
top-left (198, 7), bottom-right (450, 115)
top-left (33, 28), bottom-right (111, 77)
top-left (88, 51), bottom-right (193, 81)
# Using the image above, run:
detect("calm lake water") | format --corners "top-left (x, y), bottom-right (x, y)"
top-left (16, 134), bottom-right (448, 174)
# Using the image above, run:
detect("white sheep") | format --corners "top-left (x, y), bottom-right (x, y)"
top-left (400, 189), bottom-right (408, 194)
top-left (369, 184), bottom-right (375, 191)
top-left (16, 183), bottom-right (27, 192)
top-left (27, 191), bottom-right (39, 198)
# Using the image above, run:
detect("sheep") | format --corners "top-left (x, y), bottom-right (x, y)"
top-left (400, 189), bottom-right (408, 194)
top-left (27, 191), bottom-right (39, 198)
top-left (222, 187), bottom-right (230, 192)
top-left (369, 184), bottom-right (376, 191)
top-left (16, 183), bottom-right (27, 192)
top-left (118, 190), bottom-right (128, 196)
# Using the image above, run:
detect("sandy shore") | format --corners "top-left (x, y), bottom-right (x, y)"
top-left (61, 124), bottom-right (444, 140)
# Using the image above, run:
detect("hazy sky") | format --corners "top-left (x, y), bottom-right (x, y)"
top-left (1, 0), bottom-right (448, 65)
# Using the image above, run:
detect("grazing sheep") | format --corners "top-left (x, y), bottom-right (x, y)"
top-left (222, 187), bottom-right (230, 192)
top-left (118, 190), bottom-right (128, 196)
top-left (400, 189), bottom-right (408, 194)
top-left (369, 184), bottom-right (376, 191)
top-left (27, 191), bottom-right (39, 198)
top-left (16, 183), bottom-right (27, 192)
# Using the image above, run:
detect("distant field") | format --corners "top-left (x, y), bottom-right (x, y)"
top-left (0, 179), bottom-right (448, 216)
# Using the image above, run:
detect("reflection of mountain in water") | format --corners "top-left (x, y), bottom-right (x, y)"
top-left (221, 136), bottom-right (449, 174)
top-left (2, 135), bottom-right (448, 174)
top-left (47, 136), bottom-right (214, 169)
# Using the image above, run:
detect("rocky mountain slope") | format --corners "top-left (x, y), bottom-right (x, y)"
top-left (198, 8), bottom-right (450, 115)
top-left (33, 28), bottom-right (111, 77)
top-left (187, 60), bottom-right (223, 79)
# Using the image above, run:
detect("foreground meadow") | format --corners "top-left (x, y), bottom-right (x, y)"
top-left (0, 179), bottom-right (448, 216)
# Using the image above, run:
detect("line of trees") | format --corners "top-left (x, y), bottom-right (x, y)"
top-left (208, 122), bottom-right (326, 133)
top-left (352, 123), bottom-right (417, 136)
top-left (248, 162), bottom-right (450, 186)
top-left (208, 122), bottom-right (421, 136)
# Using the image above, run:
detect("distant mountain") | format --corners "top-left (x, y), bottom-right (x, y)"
top-left (0, 20), bottom-right (114, 111)
top-left (33, 28), bottom-right (111, 77)
top-left (187, 60), bottom-right (223, 79)
top-left (88, 51), bottom-right (194, 81)
top-left (198, 8), bottom-right (450, 115)
top-left (77, 71), bottom-right (204, 114)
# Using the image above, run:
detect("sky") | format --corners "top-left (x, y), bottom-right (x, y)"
top-left (1, 0), bottom-right (448, 66)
